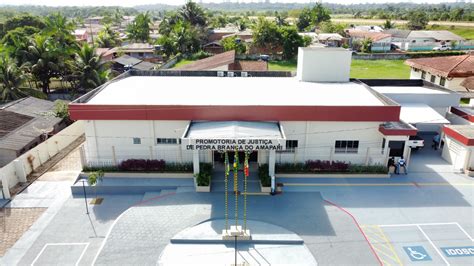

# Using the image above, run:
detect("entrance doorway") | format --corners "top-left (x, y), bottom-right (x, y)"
top-left (389, 141), bottom-right (405, 157)
top-left (213, 151), bottom-right (258, 164)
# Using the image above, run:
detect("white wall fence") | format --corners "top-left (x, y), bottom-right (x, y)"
top-left (0, 121), bottom-right (85, 199)
top-left (275, 147), bottom-right (387, 166)
top-left (401, 41), bottom-right (474, 51)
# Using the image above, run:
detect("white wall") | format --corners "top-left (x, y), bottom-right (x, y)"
top-left (410, 68), bottom-right (467, 92)
top-left (297, 47), bottom-right (352, 83)
top-left (85, 120), bottom-right (389, 167)
top-left (278, 121), bottom-right (386, 165)
top-left (0, 121), bottom-right (84, 199)
top-left (84, 120), bottom-right (192, 166)
top-left (442, 136), bottom-right (467, 171)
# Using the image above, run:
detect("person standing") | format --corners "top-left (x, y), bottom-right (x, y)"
top-left (397, 156), bottom-right (407, 175)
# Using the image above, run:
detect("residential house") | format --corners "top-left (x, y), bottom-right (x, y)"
top-left (74, 29), bottom-right (88, 43)
top-left (96, 48), bottom-right (118, 62)
top-left (346, 30), bottom-right (392, 52)
top-left (176, 50), bottom-right (267, 71)
top-left (0, 97), bottom-right (66, 167)
top-left (112, 55), bottom-right (156, 73)
top-left (405, 54), bottom-right (474, 96)
top-left (208, 26), bottom-right (240, 42)
top-left (203, 41), bottom-right (225, 54)
top-left (120, 43), bottom-right (162, 63)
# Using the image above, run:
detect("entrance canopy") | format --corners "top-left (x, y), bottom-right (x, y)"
top-left (182, 121), bottom-right (286, 151)
top-left (400, 104), bottom-right (450, 125)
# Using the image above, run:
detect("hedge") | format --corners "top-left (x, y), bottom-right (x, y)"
top-left (276, 160), bottom-right (387, 174)
top-left (83, 159), bottom-right (193, 173)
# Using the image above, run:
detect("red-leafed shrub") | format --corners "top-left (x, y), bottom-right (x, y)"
top-left (118, 159), bottom-right (166, 172)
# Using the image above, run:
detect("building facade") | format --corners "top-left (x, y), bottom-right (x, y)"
top-left (70, 48), bottom-right (419, 176)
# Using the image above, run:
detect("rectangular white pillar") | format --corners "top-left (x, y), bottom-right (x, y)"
top-left (1, 174), bottom-right (11, 199)
top-left (14, 159), bottom-right (27, 183)
top-left (193, 150), bottom-right (200, 174)
top-left (268, 150), bottom-right (276, 176)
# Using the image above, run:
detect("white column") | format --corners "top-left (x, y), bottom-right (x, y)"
top-left (112, 146), bottom-right (117, 166)
top-left (1, 174), bottom-right (11, 199)
top-left (268, 150), bottom-right (276, 176)
top-left (193, 150), bottom-right (200, 174)
top-left (14, 159), bottom-right (27, 183)
top-left (79, 145), bottom-right (87, 168)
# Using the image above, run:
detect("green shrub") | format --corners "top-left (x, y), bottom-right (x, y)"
top-left (83, 162), bottom-right (193, 173)
top-left (258, 164), bottom-right (271, 187)
top-left (195, 163), bottom-right (213, 186)
top-left (275, 162), bottom-right (387, 174)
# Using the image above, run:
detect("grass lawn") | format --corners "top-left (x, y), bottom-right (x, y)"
top-left (351, 59), bottom-right (410, 79)
top-left (268, 60), bottom-right (298, 71)
top-left (172, 59), bottom-right (196, 69)
top-left (268, 59), bottom-right (410, 79)
top-left (427, 25), bottom-right (474, 40)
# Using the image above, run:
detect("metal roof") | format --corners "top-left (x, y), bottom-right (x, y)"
top-left (0, 97), bottom-right (63, 151)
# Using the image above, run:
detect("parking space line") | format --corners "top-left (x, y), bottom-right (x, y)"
top-left (31, 242), bottom-right (89, 266)
top-left (416, 225), bottom-right (450, 266)
top-left (379, 222), bottom-right (458, 228)
top-left (455, 222), bottom-right (474, 241)
top-left (362, 225), bottom-right (403, 266)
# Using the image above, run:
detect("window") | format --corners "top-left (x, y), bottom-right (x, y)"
top-left (157, 138), bottom-right (179, 145)
top-left (430, 75), bottom-right (436, 83)
top-left (421, 71), bottom-right (426, 79)
top-left (440, 77), bottom-right (446, 87)
top-left (133, 138), bottom-right (141, 144)
top-left (335, 140), bottom-right (359, 154)
top-left (285, 140), bottom-right (298, 152)
top-left (138, 52), bottom-right (144, 57)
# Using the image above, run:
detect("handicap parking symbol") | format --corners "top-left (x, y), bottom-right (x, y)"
top-left (403, 246), bottom-right (432, 261)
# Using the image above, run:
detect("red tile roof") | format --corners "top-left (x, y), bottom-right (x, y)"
top-left (405, 54), bottom-right (474, 78)
top-left (461, 77), bottom-right (474, 91)
top-left (229, 61), bottom-right (268, 71)
top-left (177, 50), bottom-right (236, 71)
top-left (347, 30), bottom-right (391, 42)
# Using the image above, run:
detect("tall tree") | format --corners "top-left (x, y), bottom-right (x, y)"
top-left (0, 14), bottom-right (45, 38)
top-left (383, 20), bottom-right (395, 29)
top-left (96, 24), bottom-right (121, 48)
top-left (0, 56), bottom-right (29, 102)
top-left (23, 35), bottom-right (60, 94)
top-left (297, 3), bottom-right (331, 31)
top-left (279, 26), bottom-right (307, 60)
top-left (253, 17), bottom-right (281, 53)
top-left (127, 12), bottom-right (151, 42)
top-left (407, 11), bottom-right (428, 30)
top-left (221, 36), bottom-right (246, 54)
top-left (70, 43), bottom-right (109, 91)
top-left (179, 1), bottom-right (207, 27)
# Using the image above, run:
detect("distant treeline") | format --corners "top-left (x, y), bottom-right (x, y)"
top-left (0, 2), bottom-right (473, 22)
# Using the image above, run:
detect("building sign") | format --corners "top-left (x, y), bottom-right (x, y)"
top-left (184, 139), bottom-right (285, 151)
top-left (441, 246), bottom-right (474, 257)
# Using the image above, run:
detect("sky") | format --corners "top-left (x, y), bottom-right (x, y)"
top-left (0, 0), bottom-right (466, 7)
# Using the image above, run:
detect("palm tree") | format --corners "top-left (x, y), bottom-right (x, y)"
top-left (179, 1), bottom-right (207, 27)
top-left (0, 56), bottom-right (29, 102)
top-left (70, 43), bottom-right (109, 91)
top-left (23, 35), bottom-right (61, 94)
top-left (96, 24), bottom-right (121, 48)
top-left (126, 12), bottom-right (152, 43)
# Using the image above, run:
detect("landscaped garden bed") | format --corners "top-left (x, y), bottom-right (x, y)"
top-left (258, 164), bottom-right (272, 193)
top-left (275, 160), bottom-right (388, 178)
top-left (195, 163), bottom-right (213, 192)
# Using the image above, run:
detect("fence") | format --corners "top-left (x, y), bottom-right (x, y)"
top-left (0, 121), bottom-right (85, 199)
top-left (402, 41), bottom-right (474, 51)
top-left (275, 147), bottom-right (387, 166)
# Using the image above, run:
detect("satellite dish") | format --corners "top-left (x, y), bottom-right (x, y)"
top-left (33, 120), bottom-right (54, 139)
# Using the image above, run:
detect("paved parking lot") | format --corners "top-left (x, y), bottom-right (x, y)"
top-left (1, 143), bottom-right (473, 265)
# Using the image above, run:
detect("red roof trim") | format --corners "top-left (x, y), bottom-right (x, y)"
top-left (450, 107), bottom-right (474, 122)
top-left (378, 126), bottom-right (417, 136)
top-left (443, 126), bottom-right (474, 146)
top-left (69, 104), bottom-right (401, 122)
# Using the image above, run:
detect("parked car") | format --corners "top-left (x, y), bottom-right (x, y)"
top-left (408, 135), bottom-right (424, 150)
top-left (433, 45), bottom-right (452, 51)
